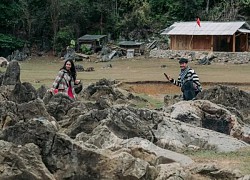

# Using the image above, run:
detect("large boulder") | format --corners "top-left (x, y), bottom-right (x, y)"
top-left (197, 85), bottom-right (250, 124)
top-left (2, 61), bottom-right (21, 86)
top-left (0, 99), bottom-right (56, 130)
top-left (163, 100), bottom-right (250, 144)
top-left (0, 141), bottom-right (55, 180)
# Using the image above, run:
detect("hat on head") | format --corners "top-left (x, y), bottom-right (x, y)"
top-left (179, 58), bottom-right (188, 64)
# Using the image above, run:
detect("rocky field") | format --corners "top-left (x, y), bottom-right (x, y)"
top-left (0, 61), bottom-right (250, 179)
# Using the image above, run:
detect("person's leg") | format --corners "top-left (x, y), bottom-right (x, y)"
top-left (183, 93), bottom-right (187, 100)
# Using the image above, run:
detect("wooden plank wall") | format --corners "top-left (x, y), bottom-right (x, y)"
top-left (193, 36), bottom-right (211, 50)
top-left (170, 34), bottom-right (250, 52)
top-left (170, 35), bottom-right (211, 51)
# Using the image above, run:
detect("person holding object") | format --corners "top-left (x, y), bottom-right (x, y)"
top-left (164, 58), bottom-right (202, 100)
top-left (50, 59), bottom-right (81, 99)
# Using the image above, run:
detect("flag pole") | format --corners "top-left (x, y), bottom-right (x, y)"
top-left (189, 17), bottom-right (200, 50)
top-left (189, 23), bottom-right (196, 50)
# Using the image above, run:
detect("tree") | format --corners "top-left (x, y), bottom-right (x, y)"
top-left (48, 0), bottom-right (59, 54)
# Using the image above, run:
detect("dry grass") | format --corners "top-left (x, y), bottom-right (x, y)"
top-left (186, 147), bottom-right (250, 175)
top-left (7, 55), bottom-right (250, 89)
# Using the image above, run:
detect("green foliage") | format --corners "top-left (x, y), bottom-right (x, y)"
top-left (0, 33), bottom-right (26, 49)
top-left (1, 0), bottom-right (250, 54)
top-left (117, 1), bottom-right (153, 39)
top-left (0, 1), bottom-right (22, 29)
top-left (54, 26), bottom-right (74, 53)
top-left (80, 44), bottom-right (92, 55)
top-left (133, 93), bottom-right (163, 109)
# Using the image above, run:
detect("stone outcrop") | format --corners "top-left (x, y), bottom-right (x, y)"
top-left (2, 61), bottom-right (21, 86)
top-left (196, 85), bottom-right (250, 123)
top-left (0, 140), bottom-right (55, 180)
top-left (0, 61), bottom-right (250, 179)
top-left (164, 100), bottom-right (250, 144)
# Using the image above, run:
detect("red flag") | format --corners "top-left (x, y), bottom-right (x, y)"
top-left (196, 17), bottom-right (201, 27)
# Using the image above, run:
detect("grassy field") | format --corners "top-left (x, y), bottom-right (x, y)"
top-left (2, 55), bottom-right (250, 106)
top-left (4, 55), bottom-right (250, 88)
top-left (186, 147), bottom-right (250, 175)
top-left (1, 55), bottom-right (250, 175)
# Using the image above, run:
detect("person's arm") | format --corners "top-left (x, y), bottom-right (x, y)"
top-left (188, 69), bottom-right (202, 91)
top-left (164, 73), bottom-right (181, 87)
top-left (74, 80), bottom-right (81, 85)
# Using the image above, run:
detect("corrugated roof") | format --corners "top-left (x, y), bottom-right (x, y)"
top-left (238, 28), bottom-right (250, 33)
top-left (118, 41), bottom-right (144, 46)
top-left (78, 34), bottom-right (107, 41)
top-left (161, 21), bottom-right (250, 35)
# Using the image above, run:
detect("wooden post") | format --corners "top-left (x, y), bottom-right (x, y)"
top-left (170, 36), bottom-right (173, 49)
top-left (246, 33), bottom-right (249, 51)
top-left (189, 35), bottom-right (193, 50)
top-left (232, 34), bottom-right (236, 52)
top-left (211, 35), bottom-right (214, 51)
top-left (174, 35), bottom-right (177, 50)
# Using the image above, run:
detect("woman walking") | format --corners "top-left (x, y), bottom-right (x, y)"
top-left (50, 59), bottom-right (81, 99)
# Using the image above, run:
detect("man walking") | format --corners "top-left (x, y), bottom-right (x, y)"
top-left (164, 58), bottom-right (202, 100)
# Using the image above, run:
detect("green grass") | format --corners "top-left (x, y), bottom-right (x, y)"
top-left (134, 93), bottom-right (164, 109)
top-left (185, 147), bottom-right (250, 175)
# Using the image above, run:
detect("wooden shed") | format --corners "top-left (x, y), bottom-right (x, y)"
top-left (161, 21), bottom-right (250, 52)
top-left (78, 34), bottom-right (107, 52)
top-left (118, 41), bottom-right (145, 55)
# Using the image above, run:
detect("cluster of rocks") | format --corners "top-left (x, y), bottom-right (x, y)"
top-left (0, 61), bottom-right (250, 179)
top-left (150, 49), bottom-right (250, 64)
top-left (0, 57), bottom-right (9, 67)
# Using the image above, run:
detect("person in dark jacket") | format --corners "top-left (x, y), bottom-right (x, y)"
top-left (164, 58), bottom-right (202, 100)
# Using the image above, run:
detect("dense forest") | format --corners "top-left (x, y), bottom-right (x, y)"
top-left (0, 0), bottom-right (250, 57)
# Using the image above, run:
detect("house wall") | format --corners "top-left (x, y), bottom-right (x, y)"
top-left (119, 45), bottom-right (144, 54)
top-left (170, 35), bottom-right (211, 51)
top-left (213, 35), bottom-right (233, 52)
top-left (170, 34), bottom-right (249, 52)
top-left (236, 33), bottom-right (248, 52)
top-left (78, 37), bottom-right (108, 52)
top-left (193, 36), bottom-right (211, 50)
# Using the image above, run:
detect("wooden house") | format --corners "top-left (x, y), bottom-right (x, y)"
top-left (77, 34), bottom-right (107, 52)
top-left (118, 41), bottom-right (145, 55)
top-left (161, 21), bottom-right (250, 52)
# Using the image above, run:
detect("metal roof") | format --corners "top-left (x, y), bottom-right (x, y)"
top-left (238, 28), bottom-right (250, 33)
top-left (118, 41), bottom-right (144, 46)
top-left (78, 34), bottom-right (107, 41)
top-left (161, 21), bottom-right (250, 35)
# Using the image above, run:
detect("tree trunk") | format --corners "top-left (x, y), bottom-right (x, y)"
top-left (206, 0), bottom-right (209, 13)
top-left (48, 0), bottom-right (59, 55)
top-left (100, 13), bottom-right (103, 34)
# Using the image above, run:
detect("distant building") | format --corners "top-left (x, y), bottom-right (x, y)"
top-left (77, 34), bottom-right (107, 53)
top-left (161, 21), bottom-right (250, 52)
top-left (118, 41), bottom-right (145, 56)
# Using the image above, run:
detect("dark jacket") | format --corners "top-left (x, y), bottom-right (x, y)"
top-left (170, 66), bottom-right (202, 100)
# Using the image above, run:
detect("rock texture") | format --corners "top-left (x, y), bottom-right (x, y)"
top-left (0, 61), bottom-right (250, 179)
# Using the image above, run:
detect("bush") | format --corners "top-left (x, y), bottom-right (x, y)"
top-left (80, 44), bottom-right (92, 55)
top-left (0, 33), bottom-right (26, 57)
top-left (54, 26), bottom-right (74, 54)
